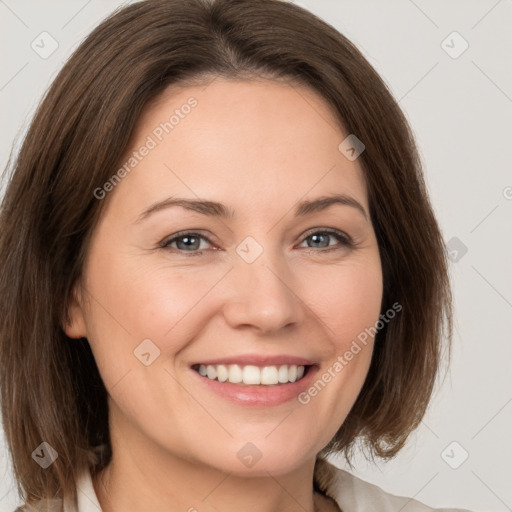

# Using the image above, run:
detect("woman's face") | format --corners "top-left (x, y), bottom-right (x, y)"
top-left (66, 77), bottom-right (383, 476)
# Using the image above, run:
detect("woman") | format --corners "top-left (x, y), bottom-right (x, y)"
top-left (0, 0), bottom-right (471, 510)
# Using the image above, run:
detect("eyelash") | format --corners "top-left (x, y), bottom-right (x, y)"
top-left (160, 228), bottom-right (354, 256)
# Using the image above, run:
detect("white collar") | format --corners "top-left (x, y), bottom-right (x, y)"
top-left (67, 468), bottom-right (102, 512)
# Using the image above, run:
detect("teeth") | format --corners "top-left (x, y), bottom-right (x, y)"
top-left (242, 365), bottom-right (260, 385)
top-left (206, 365), bottom-right (217, 380)
top-left (261, 366), bottom-right (279, 385)
top-left (196, 364), bottom-right (307, 385)
top-left (228, 364), bottom-right (242, 383)
top-left (278, 365), bottom-right (289, 383)
top-left (217, 364), bottom-right (229, 382)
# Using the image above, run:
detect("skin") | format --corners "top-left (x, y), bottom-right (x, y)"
top-left (64, 77), bottom-right (383, 512)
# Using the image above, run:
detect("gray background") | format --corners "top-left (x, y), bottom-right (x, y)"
top-left (1, 0), bottom-right (511, 510)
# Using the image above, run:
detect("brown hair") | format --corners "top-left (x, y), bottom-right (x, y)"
top-left (0, 0), bottom-right (452, 507)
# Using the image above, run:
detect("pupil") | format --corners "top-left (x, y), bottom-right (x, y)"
top-left (178, 236), bottom-right (199, 250)
top-left (310, 234), bottom-right (328, 248)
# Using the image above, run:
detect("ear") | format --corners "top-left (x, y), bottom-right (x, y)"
top-left (61, 283), bottom-right (88, 339)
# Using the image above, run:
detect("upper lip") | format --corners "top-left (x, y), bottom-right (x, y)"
top-left (191, 354), bottom-right (316, 367)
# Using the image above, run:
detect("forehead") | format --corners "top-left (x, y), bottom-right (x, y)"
top-left (106, 78), bottom-right (369, 219)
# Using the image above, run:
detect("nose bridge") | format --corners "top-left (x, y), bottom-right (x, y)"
top-left (223, 238), bottom-right (304, 333)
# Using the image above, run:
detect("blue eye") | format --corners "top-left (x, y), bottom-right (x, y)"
top-left (160, 228), bottom-right (353, 255)
top-left (298, 229), bottom-right (353, 252)
top-left (161, 231), bottom-right (213, 254)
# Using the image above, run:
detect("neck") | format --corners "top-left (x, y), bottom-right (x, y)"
top-left (94, 457), bottom-right (321, 512)
top-left (92, 414), bottom-right (328, 512)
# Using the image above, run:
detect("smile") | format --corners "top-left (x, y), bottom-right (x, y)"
top-left (192, 363), bottom-right (309, 386)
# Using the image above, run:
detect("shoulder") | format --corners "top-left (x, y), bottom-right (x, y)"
top-left (314, 457), bottom-right (474, 512)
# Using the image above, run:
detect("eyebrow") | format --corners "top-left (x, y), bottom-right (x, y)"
top-left (133, 193), bottom-right (368, 224)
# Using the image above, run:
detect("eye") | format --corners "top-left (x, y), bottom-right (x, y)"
top-left (297, 228), bottom-right (353, 252)
top-left (160, 231), bottom-right (214, 254)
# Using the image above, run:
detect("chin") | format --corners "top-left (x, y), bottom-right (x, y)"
top-left (183, 432), bottom-right (322, 478)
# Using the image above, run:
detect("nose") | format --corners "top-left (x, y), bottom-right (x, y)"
top-left (222, 254), bottom-right (305, 335)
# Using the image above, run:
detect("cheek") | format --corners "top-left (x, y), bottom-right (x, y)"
top-left (302, 256), bottom-right (383, 351)
top-left (295, 256), bottom-right (382, 415)
top-left (82, 251), bottom-right (224, 364)
top-left (123, 264), bottom-right (229, 344)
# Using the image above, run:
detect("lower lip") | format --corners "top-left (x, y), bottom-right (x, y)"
top-left (191, 366), bottom-right (319, 407)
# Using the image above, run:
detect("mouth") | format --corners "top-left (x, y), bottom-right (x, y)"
top-left (189, 355), bottom-right (319, 406)
top-left (191, 363), bottom-right (312, 386)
